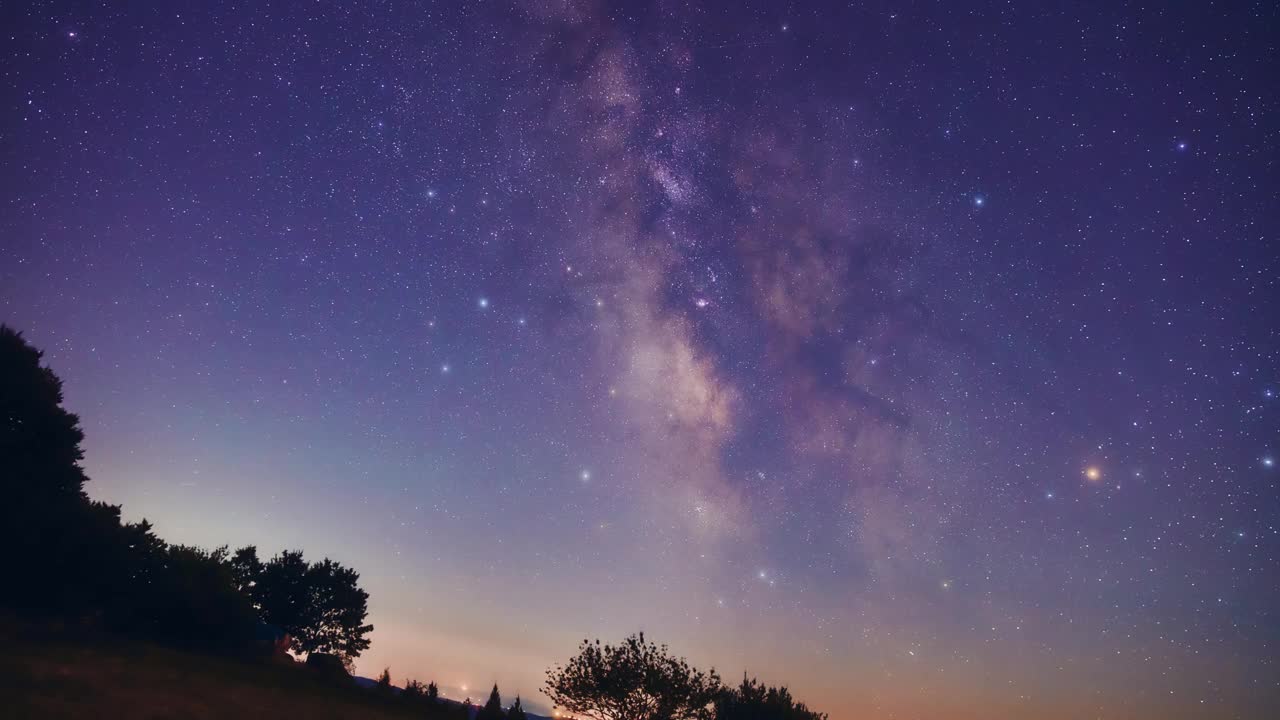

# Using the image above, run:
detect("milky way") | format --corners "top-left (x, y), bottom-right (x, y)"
top-left (3, 2), bottom-right (1278, 718)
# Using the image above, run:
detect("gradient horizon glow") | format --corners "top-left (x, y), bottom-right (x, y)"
top-left (3, 2), bottom-right (1278, 718)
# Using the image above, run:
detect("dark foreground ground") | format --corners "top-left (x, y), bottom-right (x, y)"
top-left (0, 616), bottom-right (422, 720)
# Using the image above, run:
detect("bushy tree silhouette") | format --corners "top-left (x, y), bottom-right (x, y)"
top-left (136, 544), bottom-right (259, 652)
top-left (426, 681), bottom-right (440, 702)
top-left (0, 325), bottom-right (90, 505)
top-left (238, 547), bottom-right (373, 660)
top-left (306, 557), bottom-right (374, 658)
top-left (376, 667), bottom-right (394, 694)
top-left (715, 675), bottom-right (826, 720)
top-left (253, 549), bottom-right (311, 630)
top-left (545, 633), bottom-right (721, 720)
top-left (229, 544), bottom-right (264, 596)
top-left (2, 324), bottom-right (94, 610)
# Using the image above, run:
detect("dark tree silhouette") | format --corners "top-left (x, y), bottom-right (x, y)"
top-left (305, 557), bottom-right (374, 658)
top-left (427, 681), bottom-right (440, 702)
top-left (229, 545), bottom-right (264, 596)
top-left (0, 326), bottom-right (180, 625)
top-left (508, 695), bottom-right (528, 720)
top-left (376, 667), bottom-right (393, 694)
top-left (126, 543), bottom-right (260, 653)
top-left (1, 324), bottom-right (95, 610)
top-left (0, 325), bottom-right (371, 659)
top-left (476, 683), bottom-right (506, 720)
top-left (714, 675), bottom-right (826, 720)
top-left (247, 549), bottom-right (373, 660)
top-left (404, 678), bottom-right (426, 700)
top-left (0, 325), bottom-right (90, 505)
top-left (545, 634), bottom-right (721, 720)
top-left (254, 549), bottom-right (311, 629)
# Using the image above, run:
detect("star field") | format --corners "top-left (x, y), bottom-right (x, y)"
top-left (2, 2), bottom-right (1278, 718)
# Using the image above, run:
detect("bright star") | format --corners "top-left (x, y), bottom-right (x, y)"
top-left (1264, 457), bottom-right (1275, 468)
top-left (1084, 466), bottom-right (1102, 482)
top-left (972, 195), bottom-right (986, 208)
top-left (478, 297), bottom-right (489, 309)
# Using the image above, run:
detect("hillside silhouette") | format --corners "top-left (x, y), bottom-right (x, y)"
top-left (1, 324), bottom-right (824, 720)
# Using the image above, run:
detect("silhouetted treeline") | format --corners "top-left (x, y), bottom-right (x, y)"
top-left (3, 324), bottom-right (826, 719)
top-left (368, 667), bottom-right (470, 720)
top-left (0, 325), bottom-right (371, 661)
top-left (547, 634), bottom-right (827, 720)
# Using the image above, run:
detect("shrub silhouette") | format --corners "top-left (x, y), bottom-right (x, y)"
top-left (545, 633), bottom-right (721, 720)
top-left (715, 675), bottom-right (827, 720)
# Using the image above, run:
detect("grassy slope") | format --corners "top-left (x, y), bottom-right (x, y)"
top-left (1, 619), bottom-right (420, 720)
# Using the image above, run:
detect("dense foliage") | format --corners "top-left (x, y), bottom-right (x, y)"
top-left (0, 324), bottom-right (370, 661)
top-left (233, 546), bottom-right (373, 658)
top-left (546, 634), bottom-right (827, 720)
top-left (545, 634), bottom-right (723, 720)
top-left (716, 675), bottom-right (827, 720)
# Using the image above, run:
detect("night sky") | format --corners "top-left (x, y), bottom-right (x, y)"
top-left (3, 1), bottom-right (1279, 718)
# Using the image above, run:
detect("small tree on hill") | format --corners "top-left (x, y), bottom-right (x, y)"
top-left (545, 633), bottom-right (721, 720)
top-left (376, 667), bottom-right (393, 694)
top-left (508, 695), bottom-right (528, 720)
top-left (476, 683), bottom-right (506, 720)
top-left (426, 681), bottom-right (440, 702)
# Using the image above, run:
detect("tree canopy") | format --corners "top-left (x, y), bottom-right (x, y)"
top-left (715, 675), bottom-right (827, 720)
top-left (0, 324), bottom-right (89, 507)
top-left (1, 324), bottom-right (373, 660)
top-left (545, 634), bottom-right (722, 720)
top-left (236, 546), bottom-right (373, 660)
